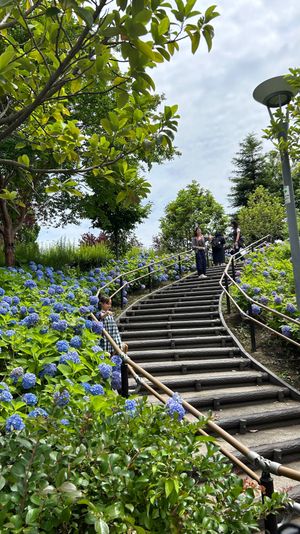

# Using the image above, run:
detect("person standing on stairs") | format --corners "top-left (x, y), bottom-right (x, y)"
top-left (211, 231), bottom-right (226, 266)
top-left (192, 227), bottom-right (207, 279)
top-left (97, 295), bottom-right (128, 355)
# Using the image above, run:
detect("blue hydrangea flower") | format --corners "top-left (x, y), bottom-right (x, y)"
top-left (165, 397), bottom-right (185, 421)
top-left (5, 329), bottom-right (15, 337)
top-left (2, 296), bottom-right (12, 305)
top-left (59, 351), bottom-right (80, 364)
top-left (111, 370), bottom-right (122, 390)
top-left (22, 393), bottom-right (38, 406)
top-left (56, 340), bottom-right (69, 353)
top-left (89, 296), bottom-right (99, 306)
top-left (22, 372), bottom-right (36, 389)
top-left (10, 367), bottom-right (24, 383)
top-left (92, 345), bottom-right (102, 353)
top-left (60, 418), bottom-right (70, 425)
top-left (49, 313), bottom-right (60, 323)
top-left (53, 389), bottom-right (70, 407)
top-left (0, 381), bottom-right (9, 390)
top-left (280, 271), bottom-right (286, 277)
top-left (82, 382), bottom-right (91, 393)
top-left (69, 336), bottom-right (82, 349)
top-left (90, 384), bottom-right (104, 396)
top-left (41, 297), bottom-right (51, 306)
top-left (91, 320), bottom-right (103, 334)
top-left (28, 408), bottom-right (48, 418)
top-left (6, 414), bottom-right (25, 432)
top-left (253, 287), bottom-right (261, 295)
top-left (251, 304), bottom-right (261, 315)
top-left (0, 390), bottom-right (13, 402)
top-left (98, 363), bottom-right (112, 379)
top-left (80, 306), bottom-right (90, 315)
top-left (262, 270), bottom-right (270, 277)
top-left (241, 284), bottom-right (250, 292)
top-left (281, 325), bottom-right (292, 338)
top-left (39, 363), bottom-right (57, 377)
top-left (259, 296), bottom-right (269, 305)
top-left (274, 295), bottom-right (282, 305)
top-left (52, 320), bottom-right (68, 332)
top-left (53, 302), bottom-right (64, 313)
top-left (125, 399), bottom-right (137, 413)
top-left (20, 313), bottom-right (39, 327)
top-left (40, 327), bottom-right (48, 335)
top-left (286, 303), bottom-right (296, 314)
top-left (0, 287), bottom-right (5, 297)
top-left (24, 280), bottom-right (37, 289)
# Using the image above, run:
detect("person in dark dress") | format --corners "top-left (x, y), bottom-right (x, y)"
top-left (211, 232), bottom-right (225, 266)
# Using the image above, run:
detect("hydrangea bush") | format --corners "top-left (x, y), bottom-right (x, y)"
top-left (231, 242), bottom-right (300, 342)
top-left (0, 255), bottom-right (285, 531)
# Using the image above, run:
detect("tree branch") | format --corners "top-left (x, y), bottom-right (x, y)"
top-left (0, 0), bottom-right (43, 30)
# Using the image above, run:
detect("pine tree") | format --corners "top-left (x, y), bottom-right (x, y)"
top-left (228, 133), bottom-right (269, 208)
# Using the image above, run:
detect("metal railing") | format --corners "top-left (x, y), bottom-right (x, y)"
top-left (220, 236), bottom-right (300, 352)
top-left (96, 249), bottom-right (194, 307)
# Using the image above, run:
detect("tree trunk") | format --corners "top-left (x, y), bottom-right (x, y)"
top-left (0, 199), bottom-right (16, 266)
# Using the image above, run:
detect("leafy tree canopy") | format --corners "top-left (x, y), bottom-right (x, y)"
top-left (159, 180), bottom-right (228, 251)
top-left (238, 185), bottom-right (286, 243)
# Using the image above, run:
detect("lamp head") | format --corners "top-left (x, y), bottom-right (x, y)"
top-left (253, 75), bottom-right (297, 108)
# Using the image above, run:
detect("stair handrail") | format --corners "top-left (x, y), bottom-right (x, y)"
top-left (220, 236), bottom-right (300, 349)
top-left (91, 315), bottom-right (300, 487)
top-left (96, 249), bottom-right (194, 299)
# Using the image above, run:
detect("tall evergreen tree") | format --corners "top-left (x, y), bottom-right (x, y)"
top-left (228, 133), bottom-right (269, 208)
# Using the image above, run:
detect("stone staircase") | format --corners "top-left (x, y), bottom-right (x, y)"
top-left (118, 265), bottom-right (300, 495)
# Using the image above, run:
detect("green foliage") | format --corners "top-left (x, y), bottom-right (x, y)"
top-left (0, 240), bottom-right (113, 269)
top-left (238, 186), bottom-right (286, 243)
top-left (159, 180), bottom-right (229, 251)
top-left (228, 133), bottom-right (270, 209)
top-left (231, 241), bottom-right (300, 341)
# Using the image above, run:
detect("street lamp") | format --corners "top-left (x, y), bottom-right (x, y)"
top-left (253, 75), bottom-right (300, 310)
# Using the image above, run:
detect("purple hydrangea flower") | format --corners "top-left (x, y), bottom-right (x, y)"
top-left (22, 393), bottom-right (38, 406)
top-left (253, 287), bottom-right (261, 295)
top-left (6, 414), bottom-right (25, 432)
top-left (28, 408), bottom-right (48, 418)
top-left (274, 295), bottom-right (282, 305)
top-left (262, 270), bottom-right (269, 277)
top-left (98, 363), bottom-right (112, 379)
top-left (39, 363), bottom-right (57, 377)
top-left (53, 389), bottom-right (70, 407)
top-left (259, 296), bottom-right (269, 305)
top-left (22, 372), bottom-right (36, 389)
top-left (286, 303), bottom-right (296, 314)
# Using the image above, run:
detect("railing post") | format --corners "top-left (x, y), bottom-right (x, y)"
top-left (260, 471), bottom-right (278, 534)
top-left (178, 254), bottom-right (182, 277)
top-left (119, 276), bottom-right (124, 309)
top-left (206, 247), bottom-right (210, 268)
top-left (148, 266), bottom-right (152, 292)
top-left (224, 274), bottom-right (231, 314)
top-left (121, 361), bottom-right (129, 398)
top-left (231, 257), bottom-right (236, 281)
top-left (248, 304), bottom-right (257, 352)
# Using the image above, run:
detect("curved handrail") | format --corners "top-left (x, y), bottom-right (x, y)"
top-left (220, 237), bottom-right (300, 348)
top-left (96, 249), bottom-right (193, 299)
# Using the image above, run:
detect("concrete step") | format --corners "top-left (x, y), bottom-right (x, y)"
top-left (132, 357), bottom-right (250, 375)
top-left (126, 304), bottom-right (219, 315)
top-left (119, 319), bottom-right (223, 330)
top-left (129, 346), bottom-right (241, 362)
top-left (126, 335), bottom-right (233, 350)
top-left (133, 299), bottom-right (219, 309)
top-left (120, 310), bottom-right (220, 322)
top-left (131, 370), bottom-right (269, 393)
top-left (144, 295), bottom-right (220, 304)
top-left (146, 385), bottom-right (291, 410)
top-left (121, 326), bottom-right (227, 338)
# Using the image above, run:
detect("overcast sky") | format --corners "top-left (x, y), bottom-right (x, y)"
top-left (39, 0), bottom-right (300, 247)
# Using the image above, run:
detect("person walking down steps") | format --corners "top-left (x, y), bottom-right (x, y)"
top-left (192, 227), bottom-right (207, 279)
top-left (211, 231), bottom-right (226, 266)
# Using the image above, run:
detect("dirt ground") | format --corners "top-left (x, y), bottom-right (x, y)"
top-left (224, 310), bottom-right (300, 391)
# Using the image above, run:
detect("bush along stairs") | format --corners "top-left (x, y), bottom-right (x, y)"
top-left (118, 265), bottom-right (300, 496)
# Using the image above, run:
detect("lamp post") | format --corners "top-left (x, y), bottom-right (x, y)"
top-left (253, 75), bottom-right (300, 311)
